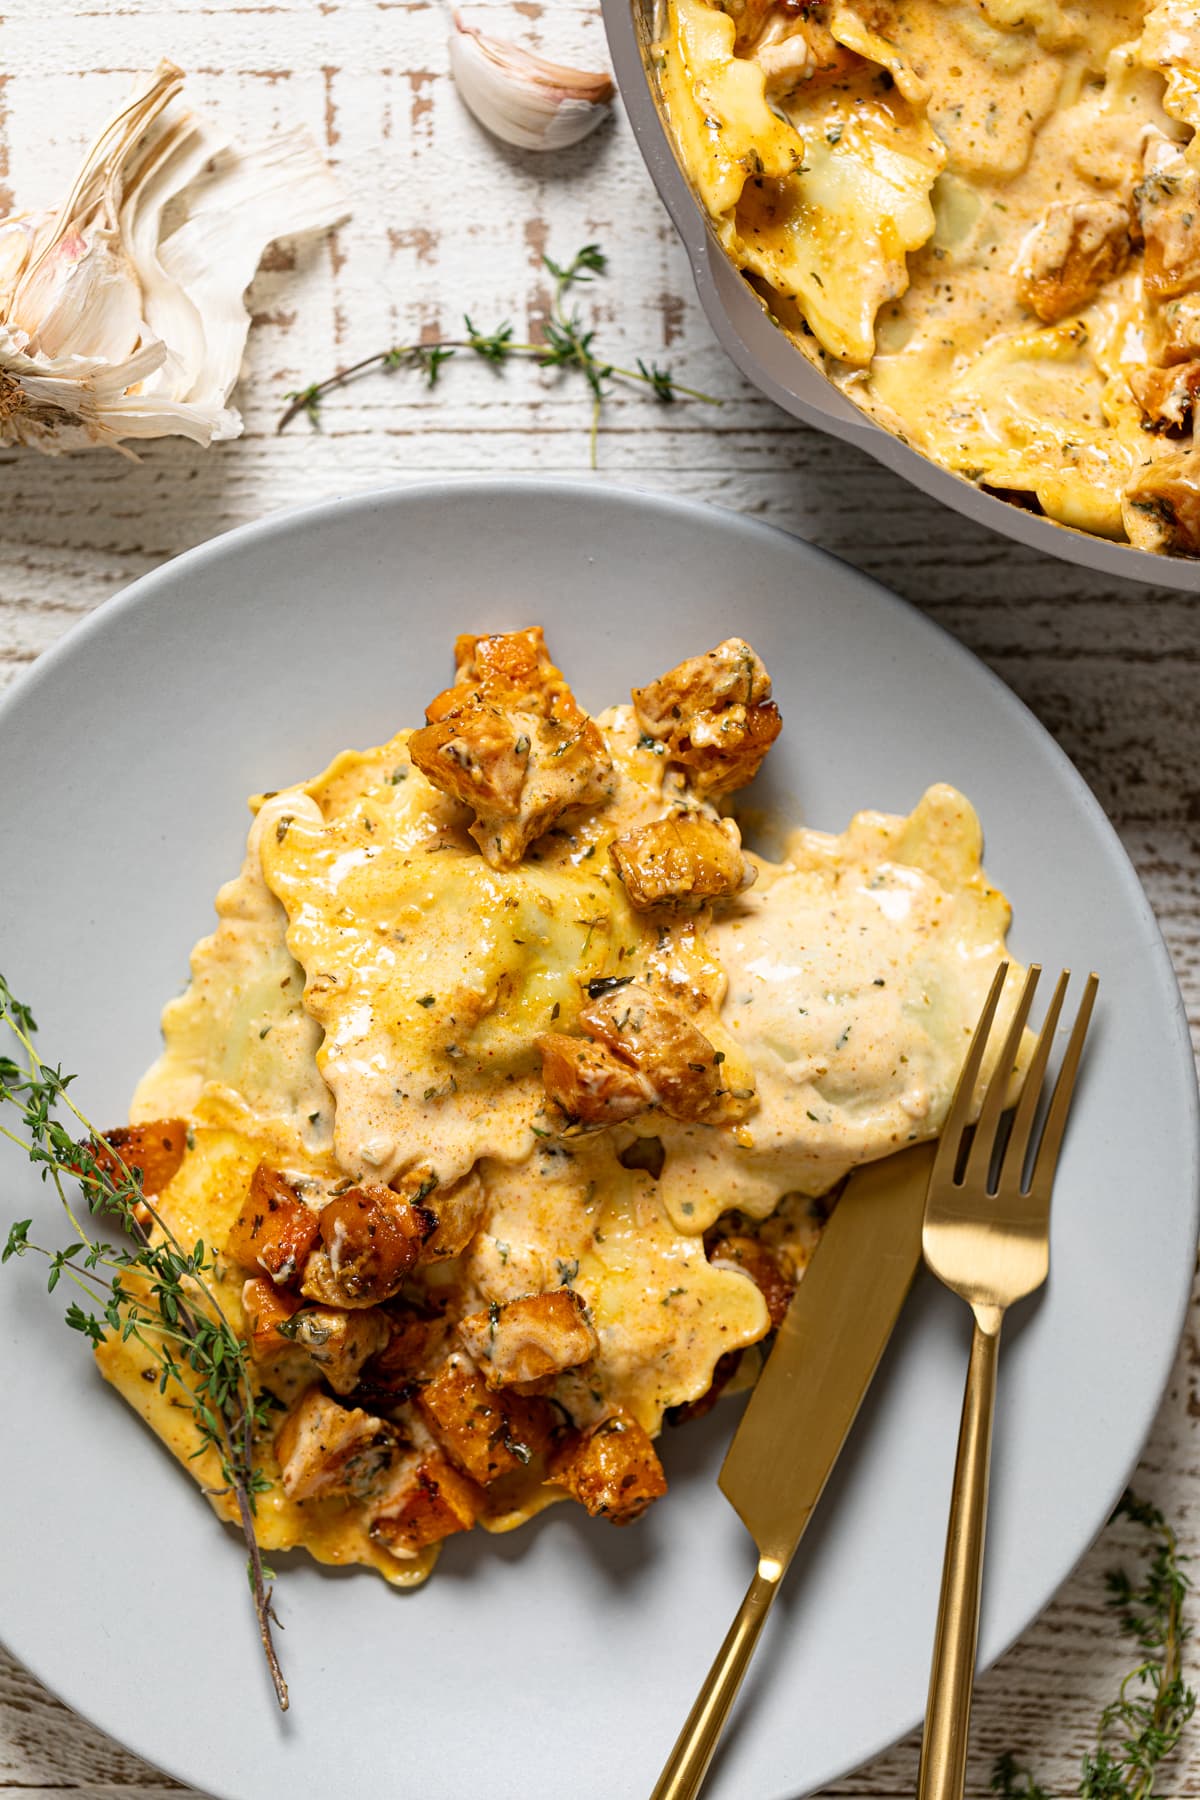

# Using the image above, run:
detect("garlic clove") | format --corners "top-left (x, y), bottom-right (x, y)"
top-left (0, 215), bottom-right (46, 323)
top-left (448, 13), bottom-right (614, 152)
top-left (12, 228), bottom-right (143, 362)
top-left (0, 61), bottom-right (347, 455)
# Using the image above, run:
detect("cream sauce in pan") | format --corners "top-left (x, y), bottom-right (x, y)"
top-left (658, 0), bottom-right (1200, 553)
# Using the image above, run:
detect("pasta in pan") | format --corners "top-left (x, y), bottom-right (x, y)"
top-left (655, 0), bottom-right (1200, 558)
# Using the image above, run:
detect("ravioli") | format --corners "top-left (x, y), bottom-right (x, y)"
top-left (463, 1141), bottom-right (771, 1437)
top-left (132, 796), bottom-right (335, 1163)
top-left (656, 0), bottom-right (807, 221)
top-left (647, 785), bottom-right (1028, 1228)
top-left (734, 103), bottom-right (945, 366)
top-left (254, 714), bottom-right (710, 1188)
top-left (102, 629), bottom-right (1021, 1586)
top-left (656, 0), bottom-right (1200, 557)
top-left (1141, 0), bottom-right (1200, 138)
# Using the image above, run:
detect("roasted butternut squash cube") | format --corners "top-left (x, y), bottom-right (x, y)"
top-left (92, 1119), bottom-right (188, 1200)
top-left (417, 1354), bottom-right (555, 1485)
top-left (708, 1236), bottom-right (795, 1330)
top-left (540, 982), bottom-right (752, 1127)
top-left (548, 1411), bottom-right (667, 1525)
top-left (580, 982), bottom-right (751, 1125)
top-left (456, 1290), bottom-right (597, 1390)
top-left (301, 1184), bottom-right (436, 1307)
top-left (537, 1031), bottom-right (653, 1125)
top-left (412, 704), bottom-right (611, 868)
top-left (241, 1276), bottom-right (304, 1360)
top-left (448, 626), bottom-right (584, 725)
top-left (225, 1163), bottom-right (320, 1285)
top-left (413, 1168), bottom-right (486, 1262)
top-left (371, 1455), bottom-right (483, 1556)
top-left (290, 1308), bottom-right (389, 1396)
top-left (633, 638), bottom-right (780, 796)
top-left (610, 812), bottom-right (756, 910)
top-left (1137, 138), bottom-right (1200, 302)
top-left (241, 1279), bottom-right (386, 1393)
top-left (411, 626), bottom-right (613, 868)
top-left (274, 1389), bottom-right (396, 1501)
top-left (410, 691), bottom-right (528, 816)
top-left (350, 1306), bottom-right (453, 1409)
top-left (1015, 199), bottom-right (1130, 324)
top-left (1130, 361), bottom-right (1200, 431)
top-left (1126, 449), bottom-right (1200, 555)
top-left (1156, 293), bottom-right (1200, 367)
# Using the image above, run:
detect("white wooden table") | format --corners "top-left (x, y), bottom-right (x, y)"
top-left (2, 3), bottom-right (1199, 1794)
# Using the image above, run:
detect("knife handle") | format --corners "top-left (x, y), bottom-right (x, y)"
top-left (649, 1557), bottom-right (784, 1800)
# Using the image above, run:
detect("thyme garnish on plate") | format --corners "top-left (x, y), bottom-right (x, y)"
top-left (0, 975), bottom-right (288, 1711)
top-left (993, 1491), bottom-right (1194, 1800)
top-left (277, 242), bottom-right (721, 462)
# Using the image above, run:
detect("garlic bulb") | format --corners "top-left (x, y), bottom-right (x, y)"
top-left (0, 62), bottom-right (347, 455)
top-left (449, 14), bottom-right (615, 152)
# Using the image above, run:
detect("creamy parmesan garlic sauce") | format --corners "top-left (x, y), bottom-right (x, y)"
top-left (656, 0), bottom-right (1200, 553)
top-left (460, 1142), bottom-right (771, 1435)
top-left (111, 649), bottom-right (1022, 1583)
top-left (648, 786), bottom-right (1025, 1228)
top-left (133, 797), bottom-right (335, 1165)
top-left (861, 0), bottom-right (1158, 538)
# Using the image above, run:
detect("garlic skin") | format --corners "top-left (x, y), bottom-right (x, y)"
top-left (0, 62), bottom-right (348, 455)
top-left (449, 14), bottom-right (615, 152)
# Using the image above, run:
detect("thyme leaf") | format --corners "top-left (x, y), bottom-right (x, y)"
top-left (0, 973), bottom-right (288, 1711)
top-left (276, 242), bottom-right (722, 463)
top-left (993, 1490), bottom-right (1194, 1799)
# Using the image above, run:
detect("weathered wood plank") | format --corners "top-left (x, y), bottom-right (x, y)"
top-left (1, 0), bottom-right (1198, 1792)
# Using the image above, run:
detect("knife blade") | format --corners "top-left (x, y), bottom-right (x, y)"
top-left (650, 1141), bottom-right (933, 1800)
top-left (720, 1139), bottom-right (933, 1563)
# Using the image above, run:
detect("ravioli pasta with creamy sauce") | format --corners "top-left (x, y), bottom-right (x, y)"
top-left (656, 0), bottom-right (1200, 557)
top-left (96, 629), bottom-right (1024, 1584)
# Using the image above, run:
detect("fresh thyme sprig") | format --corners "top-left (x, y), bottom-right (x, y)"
top-left (992, 1491), bottom-right (1194, 1800)
top-left (0, 975), bottom-right (288, 1711)
top-left (277, 242), bottom-right (722, 462)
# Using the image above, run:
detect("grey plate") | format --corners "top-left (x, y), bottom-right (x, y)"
top-left (0, 480), bottom-right (1196, 1800)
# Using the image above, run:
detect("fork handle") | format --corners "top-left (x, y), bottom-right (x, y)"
top-left (917, 1306), bottom-right (1004, 1800)
top-left (649, 1558), bottom-right (784, 1800)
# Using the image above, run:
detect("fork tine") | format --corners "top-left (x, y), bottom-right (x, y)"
top-left (1025, 972), bottom-right (1099, 1199)
top-left (962, 964), bottom-right (1042, 1191)
top-left (1001, 969), bottom-right (1070, 1192)
top-left (930, 962), bottom-right (1009, 1189)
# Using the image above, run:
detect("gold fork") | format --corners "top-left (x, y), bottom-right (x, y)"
top-left (917, 961), bottom-right (1099, 1800)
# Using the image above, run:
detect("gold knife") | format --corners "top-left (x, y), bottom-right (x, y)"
top-left (650, 1141), bottom-right (935, 1800)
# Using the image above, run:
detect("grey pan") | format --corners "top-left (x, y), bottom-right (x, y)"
top-left (0, 480), bottom-right (1196, 1800)
top-left (602, 0), bottom-right (1200, 594)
